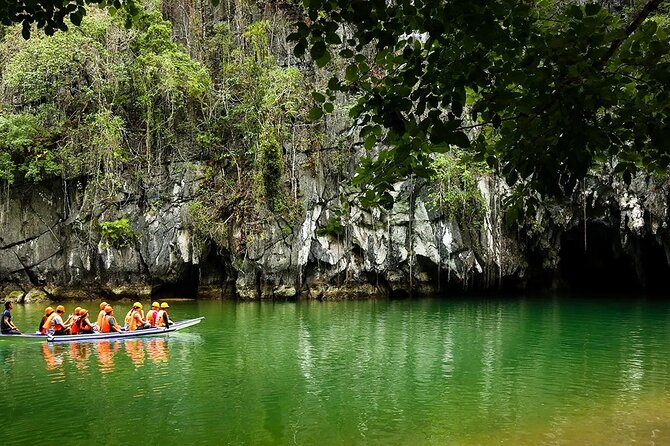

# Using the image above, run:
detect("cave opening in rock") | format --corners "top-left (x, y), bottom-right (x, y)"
top-left (153, 263), bottom-right (201, 299)
top-left (558, 222), bottom-right (670, 294)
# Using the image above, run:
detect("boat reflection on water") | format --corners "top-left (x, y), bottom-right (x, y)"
top-left (125, 339), bottom-right (145, 366)
top-left (97, 340), bottom-right (120, 374)
top-left (40, 337), bottom-right (171, 374)
top-left (42, 343), bottom-right (63, 372)
top-left (42, 343), bottom-right (67, 383)
top-left (69, 342), bottom-right (93, 372)
top-left (146, 338), bottom-right (168, 363)
top-left (125, 338), bottom-right (169, 366)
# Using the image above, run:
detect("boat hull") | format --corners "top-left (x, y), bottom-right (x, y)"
top-left (46, 317), bottom-right (205, 343)
top-left (0, 332), bottom-right (47, 342)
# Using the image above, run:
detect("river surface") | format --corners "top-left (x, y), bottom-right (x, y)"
top-left (1, 297), bottom-right (669, 445)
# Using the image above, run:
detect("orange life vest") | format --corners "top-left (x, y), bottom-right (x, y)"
top-left (146, 310), bottom-right (158, 326)
top-left (42, 313), bottom-right (57, 331)
top-left (97, 310), bottom-right (106, 328)
top-left (124, 310), bottom-right (133, 326)
top-left (100, 315), bottom-right (113, 333)
top-left (70, 316), bottom-right (81, 334)
top-left (128, 310), bottom-right (145, 331)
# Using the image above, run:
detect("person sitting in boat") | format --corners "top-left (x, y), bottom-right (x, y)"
top-left (70, 307), bottom-right (82, 335)
top-left (99, 306), bottom-right (123, 333)
top-left (38, 307), bottom-right (55, 334)
top-left (96, 301), bottom-right (109, 329)
top-left (43, 305), bottom-right (74, 335)
top-left (155, 302), bottom-right (173, 328)
top-left (1, 301), bottom-right (21, 335)
top-left (76, 309), bottom-right (94, 334)
top-left (127, 302), bottom-right (150, 331)
top-left (146, 302), bottom-right (160, 327)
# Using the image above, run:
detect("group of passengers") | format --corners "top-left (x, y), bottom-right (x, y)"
top-left (2, 300), bottom-right (174, 336)
top-left (37, 301), bottom-right (173, 335)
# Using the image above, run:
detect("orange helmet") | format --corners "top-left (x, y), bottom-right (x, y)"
top-left (74, 307), bottom-right (82, 315)
top-left (56, 305), bottom-right (65, 313)
top-left (79, 308), bottom-right (88, 316)
top-left (100, 301), bottom-right (108, 310)
top-left (104, 305), bottom-right (113, 313)
top-left (44, 307), bottom-right (54, 315)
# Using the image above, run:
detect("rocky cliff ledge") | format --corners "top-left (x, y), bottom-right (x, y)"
top-left (1, 152), bottom-right (668, 302)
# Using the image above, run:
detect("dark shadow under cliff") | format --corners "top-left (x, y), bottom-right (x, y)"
top-left (558, 222), bottom-right (670, 295)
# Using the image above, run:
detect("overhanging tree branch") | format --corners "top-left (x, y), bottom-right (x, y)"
top-left (601, 0), bottom-right (666, 65)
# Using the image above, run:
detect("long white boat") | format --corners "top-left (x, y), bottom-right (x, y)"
top-left (0, 317), bottom-right (204, 343)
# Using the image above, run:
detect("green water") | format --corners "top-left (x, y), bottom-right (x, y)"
top-left (1, 298), bottom-right (669, 445)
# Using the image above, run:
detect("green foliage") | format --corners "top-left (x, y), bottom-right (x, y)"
top-left (2, 26), bottom-right (108, 111)
top-left (186, 200), bottom-right (229, 249)
top-left (0, 0), bottom-right (142, 38)
top-left (0, 112), bottom-right (61, 184)
top-left (316, 215), bottom-right (344, 237)
top-left (0, 6), bottom-right (314, 255)
top-left (292, 0), bottom-right (670, 208)
top-left (428, 151), bottom-right (489, 228)
top-left (98, 217), bottom-right (137, 248)
top-left (130, 16), bottom-right (211, 148)
top-left (199, 19), bottom-right (309, 220)
top-left (60, 110), bottom-right (128, 179)
top-left (257, 126), bottom-right (285, 212)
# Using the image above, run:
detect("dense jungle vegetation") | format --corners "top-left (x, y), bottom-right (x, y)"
top-left (0, 0), bottom-right (669, 251)
top-left (0, 1), bottom-right (324, 251)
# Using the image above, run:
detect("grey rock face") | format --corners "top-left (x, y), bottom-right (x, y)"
top-left (1, 154), bottom-right (669, 301)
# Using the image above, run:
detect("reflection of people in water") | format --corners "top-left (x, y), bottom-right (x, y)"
top-left (97, 340), bottom-right (120, 372)
top-left (147, 338), bottom-right (169, 363)
top-left (69, 342), bottom-right (92, 372)
top-left (125, 339), bottom-right (145, 366)
top-left (42, 344), bottom-right (64, 371)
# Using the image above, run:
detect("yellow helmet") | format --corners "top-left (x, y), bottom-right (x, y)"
top-left (152, 302), bottom-right (160, 308)
top-left (160, 302), bottom-right (169, 309)
top-left (56, 305), bottom-right (65, 313)
top-left (133, 302), bottom-right (143, 309)
top-left (74, 307), bottom-right (82, 315)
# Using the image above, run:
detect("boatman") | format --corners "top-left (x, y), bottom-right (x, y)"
top-left (1, 301), bottom-right (21, 334)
